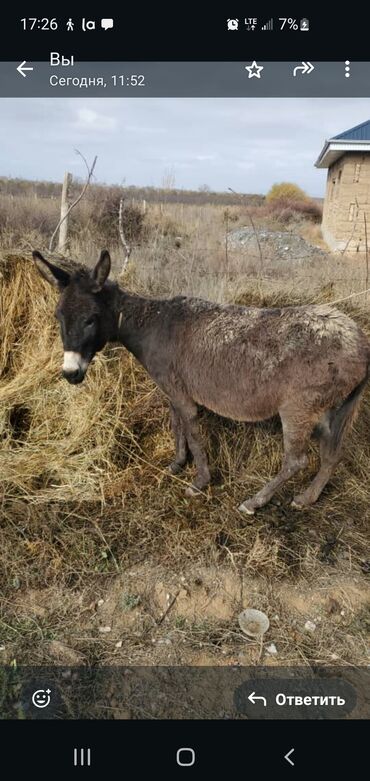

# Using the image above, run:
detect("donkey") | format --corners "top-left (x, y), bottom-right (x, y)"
top-left (33, 249), bottom-right (370, 514)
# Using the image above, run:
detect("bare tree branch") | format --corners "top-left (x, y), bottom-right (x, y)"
top-left (49, 152), bottom-right (98, 253)
top-left (329, 286), bottom-right (370, 305)
top-left (74, 148), bottom-right (91, 177)
top-left (118, 197), bottom-right (132, 275)
top-left (228, 187), bottom-right (263, 272)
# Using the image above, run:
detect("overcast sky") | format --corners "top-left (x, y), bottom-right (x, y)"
top-left (0, 98), bottom-right (369, 196)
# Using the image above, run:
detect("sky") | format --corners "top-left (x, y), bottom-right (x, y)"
top-left (0, 97), bottom-right (369, 197)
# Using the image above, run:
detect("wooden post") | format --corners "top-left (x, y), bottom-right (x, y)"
top-left (224, 209), bottom-right (229, 272)
top-left (58, 172), bottom-right (72, 252)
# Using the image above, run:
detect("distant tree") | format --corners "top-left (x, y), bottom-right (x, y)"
top-left (266, 182), bottom-right (308, 202)
top-left (161, 167), bottom-right (176, 190)
top-left (198, 184), bottom-right (211, 193)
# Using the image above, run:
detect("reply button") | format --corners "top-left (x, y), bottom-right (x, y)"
top-left (234, 677), bottom-right (356, 718)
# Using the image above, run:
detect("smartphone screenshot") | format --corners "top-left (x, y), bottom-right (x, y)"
top-left (0, 7), bottom-right (369, 775)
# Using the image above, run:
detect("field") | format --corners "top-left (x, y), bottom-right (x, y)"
top-left (0, 184), bottom-right (369, 678)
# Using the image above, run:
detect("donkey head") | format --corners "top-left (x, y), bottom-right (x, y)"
top-left (33, 250), bottom-right (114, 384)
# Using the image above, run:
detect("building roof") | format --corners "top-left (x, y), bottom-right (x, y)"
top-left (315, 119), bottom-right (370, 168)
top-left (333, 119), bottom-right (370, 141)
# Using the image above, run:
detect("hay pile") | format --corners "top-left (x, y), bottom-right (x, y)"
top-left (0, 254), bottom-right (170, 504)
top-left (0, 252), bottom-right (369, 578)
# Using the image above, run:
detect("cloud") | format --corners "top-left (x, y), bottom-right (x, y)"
top-left (195, 154), bottom-right (216, 161)
top-left (0, 97), bottom-right (368, 196)
top-left (75, 107), bottom-right (117, 131)
top-left (124, 125), bottom-right (167, 135)
top-left (236, 161), bottom-right (256, 170)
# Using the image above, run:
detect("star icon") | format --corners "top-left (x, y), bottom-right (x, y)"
top-left (245, 61), bottom-right (264, 79)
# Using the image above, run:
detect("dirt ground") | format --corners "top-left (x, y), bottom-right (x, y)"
top-left (2, 545), bottom-right (369, 668)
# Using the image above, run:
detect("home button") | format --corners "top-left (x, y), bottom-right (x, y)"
top-left (176, 748), bottom-right (196, 767)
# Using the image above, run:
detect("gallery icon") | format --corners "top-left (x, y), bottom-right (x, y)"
top-left (32, 688), bottom-right (51, 709)
top-left (245, 61), bottom-right (264, 79)
top-left (227, 19), bottom-right (239, 31)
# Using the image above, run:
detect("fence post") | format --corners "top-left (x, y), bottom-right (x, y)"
top-left (58, 171), bottom-right (72, 251)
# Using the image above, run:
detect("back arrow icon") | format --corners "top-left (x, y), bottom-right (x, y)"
top-left (293, 61), bottom-right (314, 76)
top-left (284, 748), bottom-right (295, 766)
top-left (17, 61), bottom-right (34, 78)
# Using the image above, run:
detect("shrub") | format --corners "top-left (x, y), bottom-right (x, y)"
top-left (266, 182), bottom-right (308, 202)
top-left (267, 197), bottom-right (322, 223)
top-left (80, 193), bottom-right (146, 246)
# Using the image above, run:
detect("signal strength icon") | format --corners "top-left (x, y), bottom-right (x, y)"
top-left (261, 18), bottom-right (273, 30)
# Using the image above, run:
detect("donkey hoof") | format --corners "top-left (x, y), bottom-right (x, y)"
top-left (238, 501), bottom-right (255, 515)
top-left (291, 496), bottom-right (307, 510)
top-left (168, 461), bottom-right (183, 475)
top-left (185, 484), bottom-right (202, 498)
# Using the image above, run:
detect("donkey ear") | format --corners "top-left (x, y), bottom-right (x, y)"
top-left (91, 250), bottom-right (111, 291)
top-left (33, 251), bottom-right (70, 290)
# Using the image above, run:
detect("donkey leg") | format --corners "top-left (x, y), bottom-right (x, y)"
top-left (239, 415), bottom-right (312, 515)
top-left (172, 399), bottom-right (210, 495)
top-left (293, 376), bottom-right (368, 508)
top-left (292, 412), bottom-right (342, 508)
top-left (168, 403), bottom-right (189, 475)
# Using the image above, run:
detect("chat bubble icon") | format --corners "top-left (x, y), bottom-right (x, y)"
top-left (101, 18), bottom-right (114, 30)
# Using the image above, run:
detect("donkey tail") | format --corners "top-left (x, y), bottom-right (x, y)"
top-left (327, 368), bottom-right (369, 455)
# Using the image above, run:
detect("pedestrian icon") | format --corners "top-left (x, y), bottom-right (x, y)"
top-left (66, 19), bottom-right (74, 31)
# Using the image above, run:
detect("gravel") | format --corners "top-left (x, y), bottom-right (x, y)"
top-left (228, 227), bottom-right (326, 262)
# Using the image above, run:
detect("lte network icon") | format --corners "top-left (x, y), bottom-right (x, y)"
top-left (227, 18), bottom-right (239, 31)
top-left (101, 18), bottom-right (114, 30)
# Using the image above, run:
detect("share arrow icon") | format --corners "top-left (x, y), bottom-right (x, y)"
top-left (293, 61), bottom-right (314, 76)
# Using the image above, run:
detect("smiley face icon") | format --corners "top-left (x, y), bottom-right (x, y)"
top-left (32, 689), bottom-right (51, 709)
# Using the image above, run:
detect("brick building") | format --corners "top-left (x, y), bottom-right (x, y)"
top-left (315, 119), bottom-right (370, 252)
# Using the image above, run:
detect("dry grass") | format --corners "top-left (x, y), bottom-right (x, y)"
top-left (0, 194), bottom-right (369, 672)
